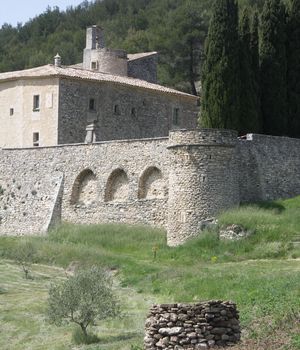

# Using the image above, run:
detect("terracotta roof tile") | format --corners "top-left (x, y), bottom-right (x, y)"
top-left (0, 64), bottom-right (197, 99)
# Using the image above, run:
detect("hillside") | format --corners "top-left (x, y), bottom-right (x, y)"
top-left (0, 196), bottom-right (299, 349)
top-left (0, 0), bottom-right (266, 94)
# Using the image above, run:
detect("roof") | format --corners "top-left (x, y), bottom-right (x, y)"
top-left (128, 52), bottom-right (157, 61)
top-left (0, 64), bottom-right (197, 99)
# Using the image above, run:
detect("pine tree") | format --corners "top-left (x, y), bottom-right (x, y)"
top-left (286, 0), bottom-right (300, 138)
top-left (260, 0), bottom-right (287, 136)
top-left (201, 0), bottom-right (240, 131)
top-left (239, 7), bottom-right (261, 134)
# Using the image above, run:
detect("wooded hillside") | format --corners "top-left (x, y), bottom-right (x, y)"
top-left (0, 0), bottom-right (265, 93)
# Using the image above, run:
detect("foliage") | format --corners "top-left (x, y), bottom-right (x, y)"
top-left (201, 0), bottom-right (241, 131)
top-left (0, 0), bottom-right (264, 94)
top-left (259, 0), bottom-right (288, 136)
top-left (239, 8), bottom-right (262, 134)
top-left (48, 266), bottom-right (120, 341)
top-left (13, 240), bottom-right (37, 279)
top-left (286, 0), bottom-right (300, 138)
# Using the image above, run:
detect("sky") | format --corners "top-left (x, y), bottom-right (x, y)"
top-left (0, 0), bottom-right (84, 27)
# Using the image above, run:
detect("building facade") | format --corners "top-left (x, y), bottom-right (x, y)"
top-left (0, 26), bottom-right (199, 148)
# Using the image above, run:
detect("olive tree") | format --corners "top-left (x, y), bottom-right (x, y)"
top-left (13, 241), bottom-right (37, 279)
top-left (48, 266), bottom-right (120, 340)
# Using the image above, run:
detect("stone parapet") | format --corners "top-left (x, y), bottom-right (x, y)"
top-left (168, 129), bottom-right (237, 147)
top-left (144, 301), bottom-right (241, 349)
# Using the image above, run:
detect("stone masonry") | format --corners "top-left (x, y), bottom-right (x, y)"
top-left (0, 129), bottom-right (300, 245)
top-left (144, 301), bottom-right (241, 349)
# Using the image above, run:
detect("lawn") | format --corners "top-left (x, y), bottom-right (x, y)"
top-left (0, 195), bottom-right (299, 349)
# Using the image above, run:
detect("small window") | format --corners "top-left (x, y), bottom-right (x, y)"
top-left (172, 108), bottom-right (179, 125)
top-left (91, 61), bottom-right (98, 70)
top-left (131, 107), bottom-right (137, 117)
top-left (33, 132), bottom-right (39, 147)
top-left (10, 108), bottom-right (14, 116)
top-left (33, 95), bottom-right (40, 111)
top-left (114, 104), bottom-right (120, 115)
top-left (89, 98), bottom-right (96, 111)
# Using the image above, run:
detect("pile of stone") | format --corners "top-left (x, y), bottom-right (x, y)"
top-left (219, 224), bottom-right (251, 241)
top-left (144, 300), bottom-right (240, 349)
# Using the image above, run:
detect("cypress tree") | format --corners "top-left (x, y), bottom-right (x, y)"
top-left (239, 7), bottom-right (261, 134)
top-left (286, 0), bottom-right (300, 138)
top-left (250, 9), bottom-right (262, 132)
top-left (201, 0), bottom-right (240, 131)
top-left (260, 0), bottom-right (287, 136)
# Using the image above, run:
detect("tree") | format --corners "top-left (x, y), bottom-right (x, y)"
top-left (48, 266), bottom-right (120, 341)
top-left (249, 9), bottom-right (261, 131)
top-left (13, 241), bottom-right (37, 279)
top-left (259, 0), bottom-right (287, 136)
top-left (286, 0), bottom-right (300, 138)
top-left (239, 7), bottom-right (261, 134)
top-left (156, 0), bottom-right (209, 95)
top-left (201, 0), bottom-right (241, 131)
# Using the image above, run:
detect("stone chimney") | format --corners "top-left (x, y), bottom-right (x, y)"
top-left (54, 53), bottom-right (61, 67)
top-left (85, 25), bottom-right (105, 50)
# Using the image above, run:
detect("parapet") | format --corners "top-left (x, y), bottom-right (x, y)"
top-left (168, 128), bottom-right (238, 148)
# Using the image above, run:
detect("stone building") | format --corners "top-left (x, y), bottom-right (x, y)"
top-left (0, 26), bottom-right (299, 245)
top-left (0, 25), bottom-right (199, 148)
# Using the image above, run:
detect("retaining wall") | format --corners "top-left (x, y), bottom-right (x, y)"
top-left (144, 301), bottom-right (240, 349)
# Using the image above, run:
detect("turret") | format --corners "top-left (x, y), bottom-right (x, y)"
top-left (167, 129), bottom-right (239, 246)
top-left (83, 25), bottom-right (128, 76)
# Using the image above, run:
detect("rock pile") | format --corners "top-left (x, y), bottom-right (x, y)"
top-left (144, 300), bottom-right (240, 349)
top-left (219, 224), bottom-right (251, 240)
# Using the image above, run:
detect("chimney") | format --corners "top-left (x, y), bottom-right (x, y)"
top-left (54, 53), bottom-right (61, 67)
top-left (86, 25), bottom-right (105, 50)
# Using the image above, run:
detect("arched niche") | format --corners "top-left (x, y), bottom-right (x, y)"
top-left (104, 168), bottom-right (129, 202)
top-left (70, 169), bottom-right (97, 205)
top-left (138, 166), bottom-right (166, 199)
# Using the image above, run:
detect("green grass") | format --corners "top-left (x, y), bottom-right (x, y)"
top-left (0, 195), bottom-right (300, 349)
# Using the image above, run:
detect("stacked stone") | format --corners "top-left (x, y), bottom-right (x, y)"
top-left (144, 301), bottom-right (240, 349)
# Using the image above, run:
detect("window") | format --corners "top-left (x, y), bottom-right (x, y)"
top-left (33, 95), bottom-right (40, 111)
top-left (10, 108), bottom-right (14, 116)
top-left (172, 108), bottom-right (179, 125)
top-left (114, 104), bottom-right (120, 115)
top-left (89, 98), bottom-right (96, 111)
top-left (33, 132), bottom-right (39, 147)
top-left (91, 61), bottom-right (98, 70)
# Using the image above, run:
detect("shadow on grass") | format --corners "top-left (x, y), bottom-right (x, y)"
top-left (97, 332), bottom-right (141, 344)
top-left (242, 201), bottom-right (285, 213)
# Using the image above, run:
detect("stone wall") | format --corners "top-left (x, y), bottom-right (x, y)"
top-left (144, 301), bottom-right (240, 349)
top-left (237, 134), bottom-right (300, 202)
top-left (58, 78), bottom-right (198, 144)
top-left (0, 130), bottom-right (300, 243)
top-left (0, 138), bottom-right (169, 235)
top-left (128, 54), bottom-right (158, 83)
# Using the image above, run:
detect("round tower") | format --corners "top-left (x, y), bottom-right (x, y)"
top-left (167, 129), bottom-right (239, 246)
top-left (83, 25), bottom-right (128, 76)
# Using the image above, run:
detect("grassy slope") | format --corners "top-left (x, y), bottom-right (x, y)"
top-left (0, 196), bottom-right (300, 349)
